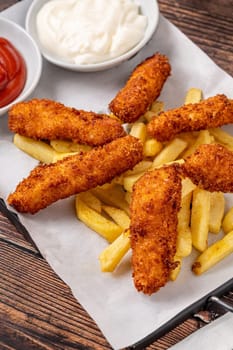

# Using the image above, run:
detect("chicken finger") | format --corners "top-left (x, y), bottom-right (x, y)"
top-left (182, 143), bottom-right (233, 192)
top-left (109, 53), bottom-right (171, 123)
top-left (130, 165), bottom-right (182, 295)
top-left (8, 135), bottom-right (143, 214)
top-left (8, 99), bottom-right (126, 146)
top-left (147, 94), bottom-right (233, 142)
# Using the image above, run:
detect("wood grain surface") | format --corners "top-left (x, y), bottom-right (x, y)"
top-left (0, 1), bottom-right (233, 349)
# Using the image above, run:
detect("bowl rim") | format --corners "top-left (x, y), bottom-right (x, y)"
top-left (25, 0), bottom-right (160, 72)
top-left (0, 17), bottom-right (42, 116)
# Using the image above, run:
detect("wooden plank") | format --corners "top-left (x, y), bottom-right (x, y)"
top-left (158, 0), bottom-right (233, 76)
top-left (0, 0), bottom-right (17, 11)
top-left (0, 241), bottom-right (111, 349)
top-left (0, 212), bottom-right (39, 254)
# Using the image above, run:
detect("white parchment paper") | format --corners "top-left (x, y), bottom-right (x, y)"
top-left (1, 1), bottom-right (233, 349)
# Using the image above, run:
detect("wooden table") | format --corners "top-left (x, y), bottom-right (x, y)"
top-left (0, 1), bottom-right (233, 349)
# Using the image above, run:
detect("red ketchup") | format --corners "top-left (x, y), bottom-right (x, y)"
top-left (0, 37), bottom-right (26, 108)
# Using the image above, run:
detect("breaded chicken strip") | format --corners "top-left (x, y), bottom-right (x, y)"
top-left (109, 53), bottom-right (171, 123)
top-left (182, 143), bottom-right (233, 192)
top-left (130, 165), bottom-right (182, 295)
top-left (8, 99), bottom-right (126, 146)
top-left (8, 135), bottom-right (143, 214)
top-left (147, 94), bottom-right (233, 142)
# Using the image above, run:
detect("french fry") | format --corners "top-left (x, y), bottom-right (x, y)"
top-left (123, 172), bottom-right (143, 193)
top-left (123, 153), bottom-right (181, 190)
top-left (102, 205), bottom-right (130, 229)
top-left (52, 151), bottom-right (78, 162)
top-left (14, 134), bottom-right (78, 163)
top-left (210, 128), bottom-right (233, 151)
top-left (125, 191), bottom-right (131, 205)
top-left (136, 115), bottom-right (147, 124)
top-left (209, 192), bottom-right (225, 233)
top-left (77, 192), bottom-right (102, 213)
top-left (182, 130), bottom-right (213, 158)
top-left (143, 110), bottom-right (157, 122)
top-left (50, 140), bottom-right (91, 153)
top-left (98, 181), bottom-right (116, 190)
top-left (180, 86), bottom-right (203, 152)
top-left (222, 207), bottom-right (233, 234)
top-left (176, 228), bottom-right (192, 258)
top-left (152, 138), bottom-right (187, 168)
top-left (143, 138), bottom-right (163, 157)
top-left (14, 133), bottom-right (56, 164)
top-left (192, 230), bottom-right (233, 275)
top-left (184, 87), bottom-right (203, 105)
top-left (92, 184), bottom-right (130, 215)
top-left (109, 112), bottom-right (121, 121)
top-left (150, 100), bottom-right (164, 114)
top-left (179, 132), bottom-right (198, 147)
top-left (124, 160), bottom-right (152, 176)
top-left (169, 255), bottom-right (182, 281)
top-left (155, 159), bottom-right (185, 168)
top-left (176, 177), bottom-right (195, 259)
top-left (181, 177), bottom-right (196, 198)
top-left (112, 175), bottom-right (124, 186)
top-left (75, 197), bottom-right (123, 242)
top-left (191, 188), bottom-right (211, 252)
top-left (177, 192), bottom-right (193, 257)
top-left (143, 101), bottom-right (164, 123)
top-left (99, 230), bottom-right (130, 272)
top-left (129, 122), bottom-right (147, 143)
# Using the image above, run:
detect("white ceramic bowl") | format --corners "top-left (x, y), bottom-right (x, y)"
top-left (0, 17), bottom-right (42, 116)
top-left (26, 0), bottom-right (159, 72)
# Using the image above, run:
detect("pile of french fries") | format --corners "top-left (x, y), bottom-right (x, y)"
top-left (13, 88), bottom-right (233, 283)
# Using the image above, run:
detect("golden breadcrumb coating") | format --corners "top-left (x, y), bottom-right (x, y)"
top-left (182, 143), bottom-right (233, 192)
top-left (109, 53), bottom-right (171, 123)
top-left (8, 135), bottom-right (143, 214)
top-left (147, 94), bottom-right (233, 142)
top-left (8, 99), bottom-right (126, 146)
top-left (130, 165), bottom-right (182, 295)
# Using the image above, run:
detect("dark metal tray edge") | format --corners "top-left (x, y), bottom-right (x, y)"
top-left (126, 276), bottom-right (233, 349)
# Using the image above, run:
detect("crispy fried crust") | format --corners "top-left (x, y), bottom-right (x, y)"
top-left (109, 53), bottom-right (171, 123)
top-left (8, 135), bottom-right (143, 214)
top-left (182, 143), bottom-right (233, 192)
top-left (147, 94), bottom-right (233, 142)
top-left (130, 165), bottom-right (182, 295)
top-left (8, 99), bottom-right (126, 146)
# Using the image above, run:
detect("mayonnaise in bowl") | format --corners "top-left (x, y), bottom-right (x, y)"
top-left (26, 0), bottom-right (159, 71)
top-left (36, 0), bottom-right (147, 65)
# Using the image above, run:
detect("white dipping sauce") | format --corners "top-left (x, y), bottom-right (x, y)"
top-left (36, 0), bottom-right (147, 65)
